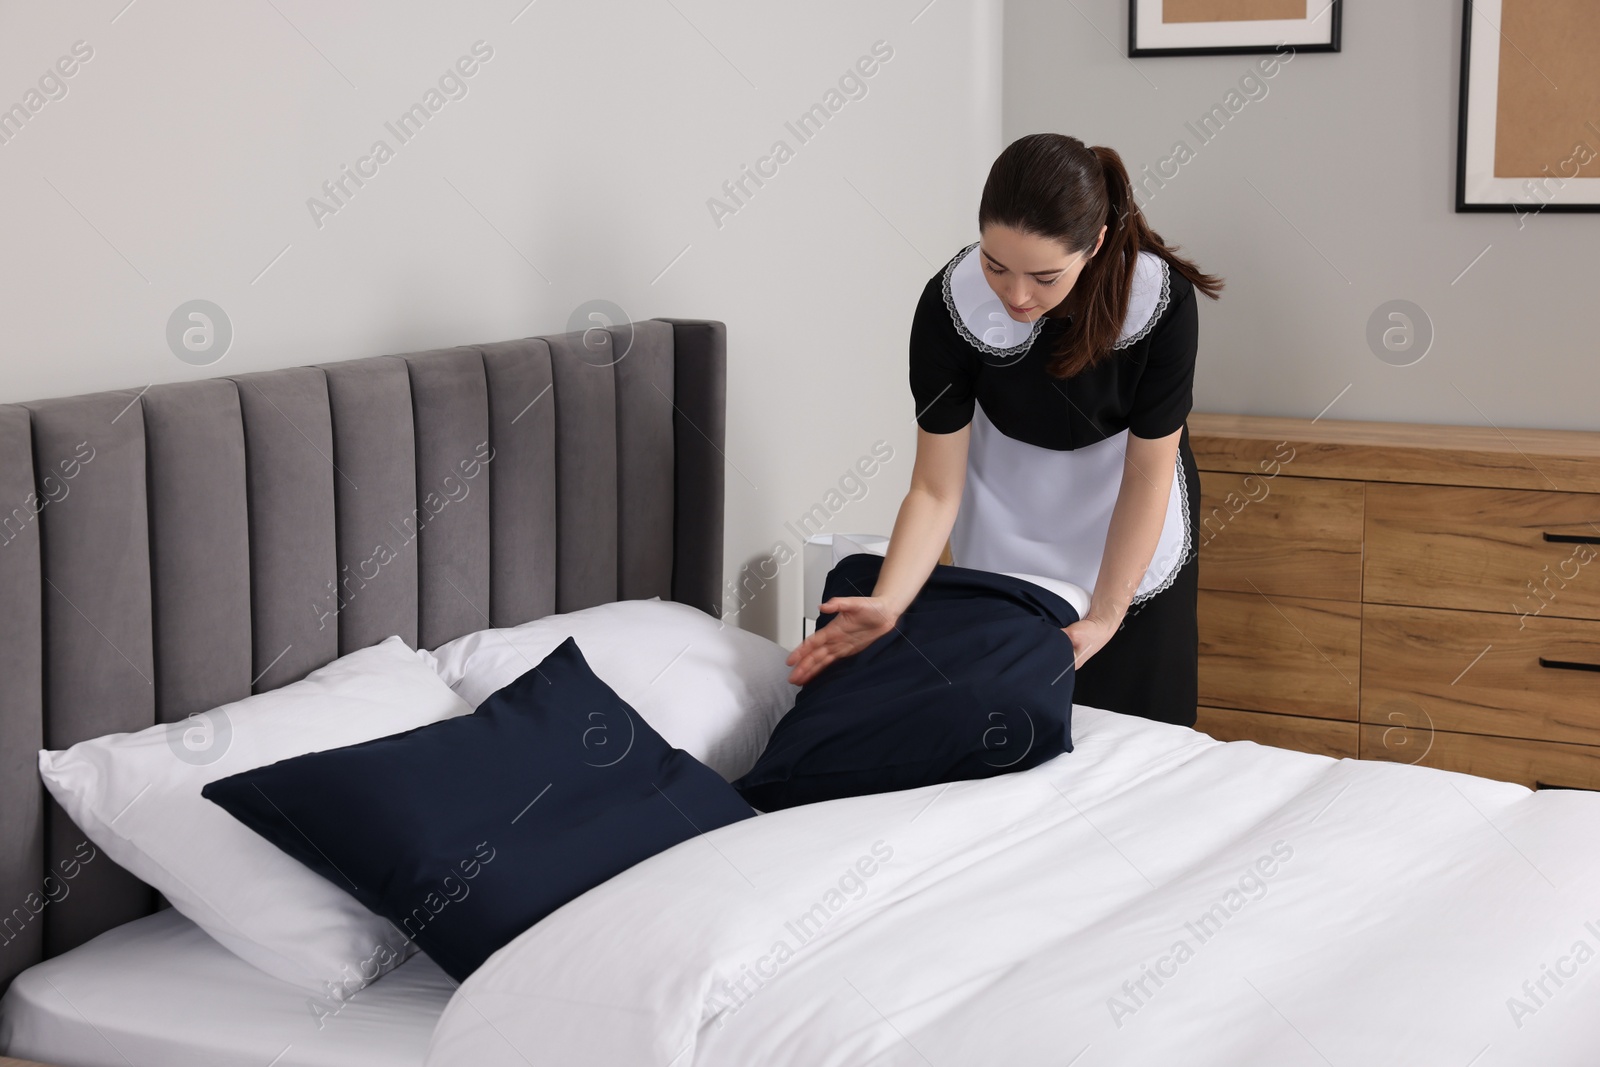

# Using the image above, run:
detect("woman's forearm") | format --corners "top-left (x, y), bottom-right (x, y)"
top-left (869, 486), bottom-right (961, 618)
top-left (1087, 434), bottom-right (1179, 626)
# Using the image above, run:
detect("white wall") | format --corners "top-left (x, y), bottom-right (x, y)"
top-left (0, 0), bottom-right (1005, 645)
top-left (1004, 0), bottom-right (1599, 434)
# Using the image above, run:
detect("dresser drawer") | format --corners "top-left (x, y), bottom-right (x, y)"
top-left (1365, 483), bottom-right (1600, 620)
top-left (1198, 589), bottom-right (1360, 720)
top-left (1197, 472), bottom-right (1364, 601)
top-left (1362, 604), bottom-right (1600, 747)
top-left (1196, 706), bottom-right (1357, 759)
top-left (1359, 724), bottom-right (1600, 792)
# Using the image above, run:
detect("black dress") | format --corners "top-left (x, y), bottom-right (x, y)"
top-left (908, 240), bottom-right (1200, 727)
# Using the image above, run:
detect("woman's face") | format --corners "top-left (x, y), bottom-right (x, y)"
top-left (978, 223), bottom-right (1105, 322)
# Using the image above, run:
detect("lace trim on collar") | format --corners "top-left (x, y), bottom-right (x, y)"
top-left (940, 243), bottom-right (1172, 357)
top-left (940, 242), bottom-right (1046, 360)
top-left (1114, 254), bottom-right (1171, 350)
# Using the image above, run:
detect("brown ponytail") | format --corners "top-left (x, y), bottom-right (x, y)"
top-left (978, 133), bottom-right (1223, 379)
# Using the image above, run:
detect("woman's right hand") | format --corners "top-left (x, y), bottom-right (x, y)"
top-left (785, 596), bottom-right (898, 686)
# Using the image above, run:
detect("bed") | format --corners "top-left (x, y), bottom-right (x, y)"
top-left (0, 319), bottom-right (725, 1065)
top-left (4, 319), bottom-right (1600, 1067)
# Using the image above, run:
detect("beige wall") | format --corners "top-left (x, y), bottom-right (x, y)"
top-left (1004, 0), bottom-right (1599, 433)
top-left (1, 0), bottom-right (1005, 645)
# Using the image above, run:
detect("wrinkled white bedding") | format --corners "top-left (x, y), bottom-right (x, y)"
top-left (426, 707), bottom-right (1600, 1066)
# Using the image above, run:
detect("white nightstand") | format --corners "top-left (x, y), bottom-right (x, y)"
top-left (801, 533), bottom-right (890, 637)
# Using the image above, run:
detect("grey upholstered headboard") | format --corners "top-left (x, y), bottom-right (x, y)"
top-left (0, 317), bottom-right (726, 990)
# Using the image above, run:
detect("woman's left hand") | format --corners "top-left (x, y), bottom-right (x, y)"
top-left (1063, 614), bottom-right (1117, 670)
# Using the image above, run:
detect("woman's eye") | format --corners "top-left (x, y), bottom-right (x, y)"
top-left (1036, 276), bottom-right (1060, 286)
top-left (984, 264), bottom-right (1004, 275)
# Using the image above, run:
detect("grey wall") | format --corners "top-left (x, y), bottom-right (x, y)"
top-left (1, 0), bottom-right (1005, 646)
top-left (1004, 0), bottom-right (1599, 433)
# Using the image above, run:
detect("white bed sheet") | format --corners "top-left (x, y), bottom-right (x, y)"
top-left (426, 705), bottom-right (1600, 1066)
top-left (0, 907), bottom-right (452, 1067)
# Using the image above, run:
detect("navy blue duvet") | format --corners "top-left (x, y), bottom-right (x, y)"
top-left (734, 553), bottom-right (1079, 811)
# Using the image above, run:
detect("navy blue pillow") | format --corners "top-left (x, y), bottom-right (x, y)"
top-left (733, 554), bottom-right (1079, 811)
top-left (202, 636), bottom-right (756, 983)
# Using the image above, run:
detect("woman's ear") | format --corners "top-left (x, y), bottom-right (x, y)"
top-left (1091, 225), bottom-right (1107, 257)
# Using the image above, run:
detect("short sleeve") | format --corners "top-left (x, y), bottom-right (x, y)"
top-left (1127, 274), bottom-right (1197, 440)
top-left (909, 280), bottom-right (976, 433)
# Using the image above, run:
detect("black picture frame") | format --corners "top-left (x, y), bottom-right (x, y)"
top-left (1455, 0), bottom-right (1600, 213)
top-left (1128, 0), bottom-right (1342, 57)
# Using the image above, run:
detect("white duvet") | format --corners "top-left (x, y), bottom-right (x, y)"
top-left (425, 707), bottom-right (1600, 1066)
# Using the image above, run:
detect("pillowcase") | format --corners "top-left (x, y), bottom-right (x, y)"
top-left (37, 636), bottom-right (469, 998)
top-left (733, 554), bottom-right (1079, 811)
top-left (203, 636), bottom-right (758, 983)
top-left (424, 598), bottom-right (797, 781)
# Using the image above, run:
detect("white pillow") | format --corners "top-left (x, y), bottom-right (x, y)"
top-left (1002, 572), bottom-right (1092, 618)
top-left (425, 599), bottom-right (798, 781)
top-left (38, 636), bottom-right (469, 1000)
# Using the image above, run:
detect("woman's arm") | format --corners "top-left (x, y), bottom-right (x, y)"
top-left (871, 425), bottom-right (969, 615)
top-left (785, 426), bottom-right (969, 685)
top-left (1065, 427), bottom-right (1181, 669)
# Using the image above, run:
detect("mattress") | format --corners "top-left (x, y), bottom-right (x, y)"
top-left (0, 907), bottom-right (452, 1067)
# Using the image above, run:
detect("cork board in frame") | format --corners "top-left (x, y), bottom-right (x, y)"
top-left (1129, 0), bottom-right (1340, 56)
top-left (1457, 0), bottom-right (1600, 212)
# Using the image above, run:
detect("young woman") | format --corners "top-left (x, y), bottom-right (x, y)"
top-left (786, 132), bottom-right (1223, 726)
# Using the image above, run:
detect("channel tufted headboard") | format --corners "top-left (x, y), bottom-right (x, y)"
top-left (0, 317), bottom-right (727, 990)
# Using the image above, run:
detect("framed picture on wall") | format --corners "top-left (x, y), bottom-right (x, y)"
top-left (1457, 0), bottom-right (1600, 213)
top-left (1128, 0), bottom-right (1341, 57)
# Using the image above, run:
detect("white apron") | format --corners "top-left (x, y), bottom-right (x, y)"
top-left (949, 404), bottom-right (1191, 604)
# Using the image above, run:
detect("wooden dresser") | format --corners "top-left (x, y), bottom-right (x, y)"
top-left (1187, 413), bottom-right (1600, 790)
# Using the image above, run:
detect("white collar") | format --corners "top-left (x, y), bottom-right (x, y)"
top-left (1117, 248), bottom-right (1171, 348)
top-left (940, 242), bottom-right (1171, 357)
top-left (940, 242), bottom-right (1045, 361)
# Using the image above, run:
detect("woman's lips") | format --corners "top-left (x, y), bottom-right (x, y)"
top-left (1007, 302), bottom-right (1033, 315)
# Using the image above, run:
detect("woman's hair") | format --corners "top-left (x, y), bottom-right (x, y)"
top-left (978, 132), bottom-right (1223, 378)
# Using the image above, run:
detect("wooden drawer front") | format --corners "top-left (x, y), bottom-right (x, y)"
top-left (1196, 471), bottom-right (1364, 601)
top-left (1196, 706), bottom-right (1357, 759)
top-left (1362, 604), bottom-right (1600, 747)
top-left (1198, 589), bottom-right (1360, 720)
top-left (1359, 725), bottom-right (1600, 792)
top-left (1365, 483), bottom-right (1600, 620)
